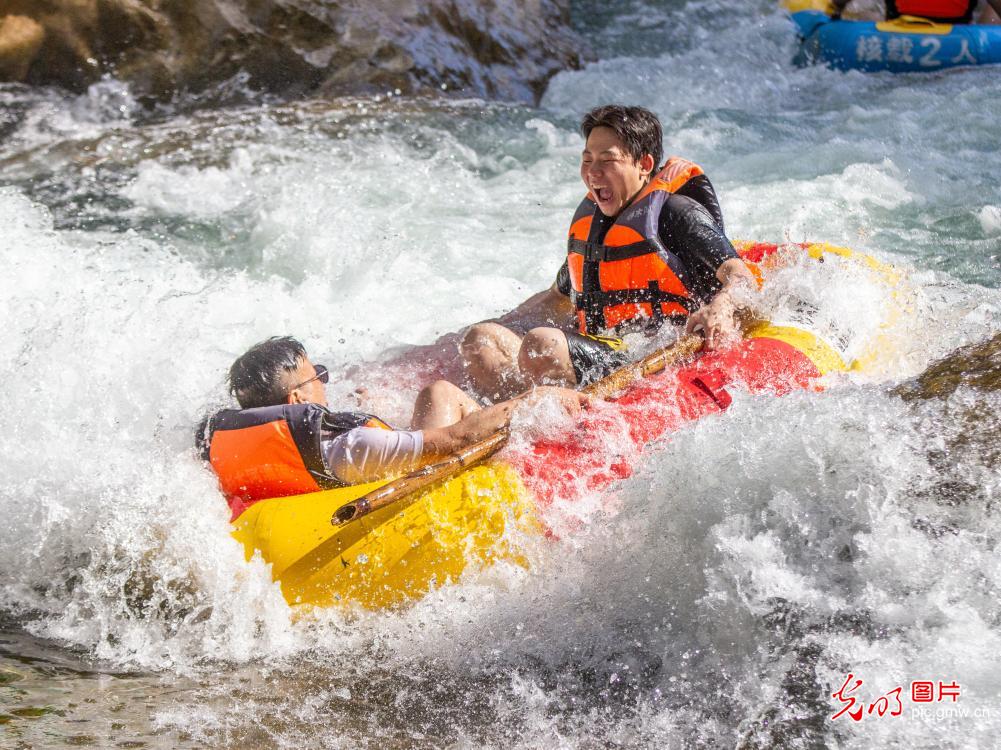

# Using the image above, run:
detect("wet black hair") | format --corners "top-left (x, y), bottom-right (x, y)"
top-left (228, 336), bottom-right (307, 408)
top-left (580, 104), bottom-right (663, 169)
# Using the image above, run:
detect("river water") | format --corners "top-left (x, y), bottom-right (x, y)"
top-left (2, 0), bottom-right (1000, 747)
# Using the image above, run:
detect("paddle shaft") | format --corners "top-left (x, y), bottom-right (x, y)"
top-left (330, 430), bottom-right (508, 525)
top-left (331, 334), bottom-right (703, 526)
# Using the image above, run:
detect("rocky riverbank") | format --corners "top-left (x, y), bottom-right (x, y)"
top-left (895, 332), bottom-right (1001, 402)
top-left (0, 0), bottom-right (588, 105)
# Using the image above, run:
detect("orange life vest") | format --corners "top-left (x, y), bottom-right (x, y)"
top-left (566, 157), bottom-right (707, 335)
top-left (198, 403), bottom-right (392, 520)
top-left (888, 0), bottom-right (975, 21)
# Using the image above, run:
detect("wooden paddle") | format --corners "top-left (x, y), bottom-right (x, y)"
top-left (330, 334), bottom-right (704, 526)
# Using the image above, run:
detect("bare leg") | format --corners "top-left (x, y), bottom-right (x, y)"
top-left (411, 380), bottom-right (481, 430)
top-left (518, 327), bottom-right (577, 387)
top-left (979, 4), bottom-right (1000, 23)
top-left (460, 322), bottom-right (527, 400)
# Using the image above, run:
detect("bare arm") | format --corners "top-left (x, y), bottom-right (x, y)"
top-left (420, 386), bottom-right (588, 459)
top-left (685, 258), bottom-right (756, 350)
top-left (716, 256), bottom-right (757, 289)
top-left (496, 284), bottom-right (575, 330)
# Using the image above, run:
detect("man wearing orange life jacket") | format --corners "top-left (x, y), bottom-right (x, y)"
top-left (830, 0), bottom-right (1001, 22)
top-left (198, 336), bottom-right (588, 520)
top-left (460, 104), bottom-right (755, 399)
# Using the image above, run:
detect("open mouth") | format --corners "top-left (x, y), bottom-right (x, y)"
top-left (593, 186), bottom-right (613, 203)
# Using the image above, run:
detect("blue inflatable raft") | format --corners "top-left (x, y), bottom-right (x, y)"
top-left (791, 9), bottom-right (1001, 71)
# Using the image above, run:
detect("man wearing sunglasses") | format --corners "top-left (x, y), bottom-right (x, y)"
top-left (199, 336), bottom-right (588, 520)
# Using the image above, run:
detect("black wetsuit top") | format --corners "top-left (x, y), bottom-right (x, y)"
top-left (678, 174), bottom-right (725, 233)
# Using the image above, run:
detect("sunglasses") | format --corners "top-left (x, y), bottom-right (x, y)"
top-left (289, 364), bottom-right (329, 392)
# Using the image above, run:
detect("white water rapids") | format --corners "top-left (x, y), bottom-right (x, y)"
top-left (1, 0), bottom-right (1000, 747)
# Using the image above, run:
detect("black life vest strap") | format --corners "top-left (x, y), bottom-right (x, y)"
top-left (590, 286), bottom-right (698, 312)
top-left (567, 237), bottom-right (662, 262)
top-left (572, 286), bottom-right (697, 331)
top-left (648, 280), bottom-right (665, 326)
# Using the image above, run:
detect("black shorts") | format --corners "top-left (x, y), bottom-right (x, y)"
top-left (565, 332), bottom-right (630, 386)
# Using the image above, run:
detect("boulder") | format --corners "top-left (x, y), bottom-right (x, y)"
top-left (0, 0), bottom-right (588, 104)
top-left (0, 15), bottom-right (45, 82)
top-left (894, 331), bottom-right (1001, 474)
top-left (894, 332), bottom-right (1001, 401)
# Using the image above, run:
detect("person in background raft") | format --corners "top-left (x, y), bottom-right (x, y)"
top-left (198, 336), bottom-right (589, 520)
top-left (460, 104), bottom-right (755, 400)
top-left (830, 0), bottom-right (1001, 23)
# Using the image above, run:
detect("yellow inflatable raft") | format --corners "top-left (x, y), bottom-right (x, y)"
top-left (230, 241), bottom-right (898, 611)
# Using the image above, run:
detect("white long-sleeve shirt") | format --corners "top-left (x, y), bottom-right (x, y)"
top-left (321, 427), bottom-right (424, 485)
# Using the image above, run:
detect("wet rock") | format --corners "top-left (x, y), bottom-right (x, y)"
top-left (894, 331), bottom-right (1001, 474)
top-left (590, 646), bottom-right (663, 700)
top-left (736, 642), bottom-right (828, 750)
top-left (0, 15), bottom-right (44, 81)
top-left (894, 331), bottom-right (1001, 401)
top-left (0, 0), bottom-right (588, 104)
